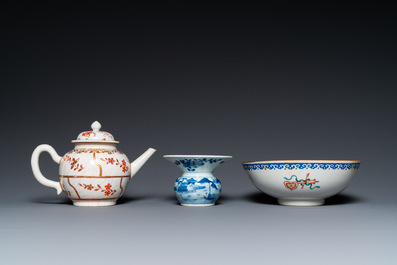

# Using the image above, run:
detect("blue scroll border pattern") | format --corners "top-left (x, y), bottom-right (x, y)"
top-left (243, 162), bottom-right (360, 171)
top-left (174, 158), bottom-right (224, 171)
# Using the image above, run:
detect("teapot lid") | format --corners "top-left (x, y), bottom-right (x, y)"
top-left (72, 121), bottom-right (119, 143)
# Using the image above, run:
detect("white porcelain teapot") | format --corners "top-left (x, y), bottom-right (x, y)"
top-left (31, 121), bottom-right (156, 206)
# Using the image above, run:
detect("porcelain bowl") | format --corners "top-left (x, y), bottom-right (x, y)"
top-left (242, 160), bottom-right (360, 206)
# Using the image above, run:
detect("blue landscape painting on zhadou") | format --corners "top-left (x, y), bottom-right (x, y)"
top-left (174, 177), bottom-right (221, 205)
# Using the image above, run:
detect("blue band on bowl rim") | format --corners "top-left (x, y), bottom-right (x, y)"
top-left (243, 162), bottom-right (360, 171)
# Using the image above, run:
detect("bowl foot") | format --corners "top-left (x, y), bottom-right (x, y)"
top-left (72, 200), bottom-right (117, 207)
top-left (278, 198), bottom-right (324, 206)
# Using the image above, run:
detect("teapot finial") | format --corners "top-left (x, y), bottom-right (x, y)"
top-left (91, 121), bottom-right (101, 132)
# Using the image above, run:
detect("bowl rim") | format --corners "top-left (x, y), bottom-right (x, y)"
top-left (242, 159), bottom-right (361, 164)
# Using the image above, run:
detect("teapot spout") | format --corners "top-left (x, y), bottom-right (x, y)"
top-left (130, 148), bottom-right (156, 178)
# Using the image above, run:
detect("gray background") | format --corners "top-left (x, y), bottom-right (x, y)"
top-left (1, 3), bottom-right (396, 264)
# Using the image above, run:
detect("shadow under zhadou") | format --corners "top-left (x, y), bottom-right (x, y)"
top-left (163, 194), bottom-right (234, 206)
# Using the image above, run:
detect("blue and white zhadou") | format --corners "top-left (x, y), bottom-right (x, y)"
top-left (174, 176), bottom-right (221, 205)
top-left (163, 155), bottom-right (232, 207)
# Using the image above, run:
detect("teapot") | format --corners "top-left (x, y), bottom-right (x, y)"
top-left (31, 121), bottom-right (156, 206)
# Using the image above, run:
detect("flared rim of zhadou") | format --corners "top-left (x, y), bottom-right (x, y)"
top-left (164, 155), bottom-right (233, 159)
top-left (242, 160), bottom-right (361, 164)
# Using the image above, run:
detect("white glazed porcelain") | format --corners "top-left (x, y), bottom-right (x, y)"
top-left (31, 121), bottom-right (156, 206)
top-left (242, 160), bottom-right (360, 206)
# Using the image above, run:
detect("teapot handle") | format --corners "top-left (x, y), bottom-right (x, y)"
top-left (31, 144), bottom-right (63, 195)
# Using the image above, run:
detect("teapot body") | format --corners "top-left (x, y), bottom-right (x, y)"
top-left (31, 121), bottom-right (156, 206)
top-left (59, 143), bottom-right (131, 206)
